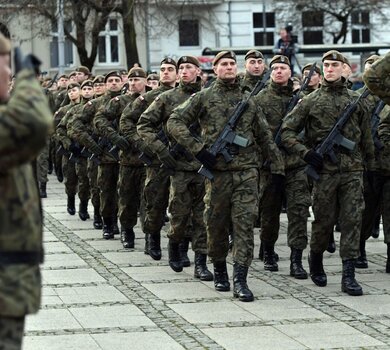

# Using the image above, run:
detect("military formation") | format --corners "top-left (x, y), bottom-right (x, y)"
top-left (2, 24), bottom-right (390, 347)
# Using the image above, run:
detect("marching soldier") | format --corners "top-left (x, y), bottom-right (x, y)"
top-left (240, 49), bottom-right (268, 92)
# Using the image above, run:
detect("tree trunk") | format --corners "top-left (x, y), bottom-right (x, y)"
top-left (122, 0), bottom-right (139, 70)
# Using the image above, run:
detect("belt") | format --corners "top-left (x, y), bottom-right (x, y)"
top-left (0, 251), bottom-right (43, 265)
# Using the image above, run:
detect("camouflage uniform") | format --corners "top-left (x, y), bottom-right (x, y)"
top-left (0, 68), bottom-right (53, 348)
top-left (240, 69), bottom-right (269, 93)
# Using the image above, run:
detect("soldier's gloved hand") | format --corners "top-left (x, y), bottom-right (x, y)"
top-left (139, 143), bottom-right (155, 159)
top-left (23, 54), bottom-right (42, 75)
top-left (68, 142), bottom-right (79, 153)
top-left (157, 147), bottom-right (177, 169)
top-left (111, 134), bottom-right (130, 151)
top-left (62, 140), bottom-right (71, 150)
top-left (195, 148), bottom-right (216, 169)
top-left (304, 150), bottom-right (323, 170)
top-left (270, 174), bottom-right (285, 193)
top-left (89, 142), bottom-right (103, 155)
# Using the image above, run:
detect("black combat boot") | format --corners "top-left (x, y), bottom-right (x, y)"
top-left (355, 240), bottom-right (368, 269)
top-left (78, 200), bottom-right (90, 221)
top-left (213, 261), bottom-right (230, 291)
top-left (341, 259), bottom-right (363, 296)
top-left (93, 207), bottom-right (102, 230)
top-left (102, 217), bottom-right (114, 239)
top-left (386, 244), bottom-right (390, 273)
top-left (290, 248), bottom-right (308, 279)
top-left (121, 228), bottom-right (135, 249)
top-left (67, 195), bottom-right (76, 215)
top-left (263, 243), bottom-right (278, 271)
top-left (259, 240), bottom-right (279, 261)
top-left (194, 252), bottom-right (213, 281)
top-left (112, 217), bottom-right (120, 235)
top-left (144, 234), bottom-right (150, 255)
top-left (233, 263), bottom-right (254, 302)
top-left (327, 232), bottom-right (336, 253)
top-left (39, 182), bottom-right (47, 198)
top-left (56, 166), bottom-right (63, 183)
top-left (179, 238), bottom-right (191, 267)
top-left (372, 214), bottom-right (380, 238)
top-left (308, 251), bottom-right (327, 287)
top-left (48, 160), bottom-right (53, 174)
top-left (168, 240), bottom-right (183, 272)
top-left (148, 233), bottom-right (162, 260)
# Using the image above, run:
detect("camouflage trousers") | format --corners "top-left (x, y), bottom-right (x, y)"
top-left (62, 156), bottom-right (90, 200)
top-left (54, 139), bottom-right (63, 178)
top-left (0, 316), bottom-right (25, 350)
top-left (88, 160), bottom-right (100, 209)
top-left (167, 171), bottom-right (207, 254)
top-left (75, 157), bottom-right (90, 201)
top-left (260, 167), bottom-right (311, 250)
top-left (118, 165), bottom-right (146, 230)
top-left (311, 171), bottom-right (364, 260)
top-left (36, 139), bottom-right (50, 183)
top-left (98, 163), bottom-right (119, 219)
top-left (204, 168), bottom-right (258, 267)
top-left (62, 156), bottom-right (77, 197)
top-left (143, 167), bottom-right (170, 235)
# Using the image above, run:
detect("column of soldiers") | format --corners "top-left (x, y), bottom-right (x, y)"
top-left (39, 48), bottom-right (390, 304)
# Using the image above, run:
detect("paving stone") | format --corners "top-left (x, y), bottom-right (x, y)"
top-left (122, 266), bottom-right (193, 282)
top-left (42, 268), bottom-right (106, 285)
top-left (23, 334), bottom-right (101, 350)
top-left (329, 295), bottom-right (390, 316)
top-left (42, 253), bottom-right (88, 269)
top-left (25, 309), bottom-right (82, 331)
top-left (44, 241), bottom-right (73, 254)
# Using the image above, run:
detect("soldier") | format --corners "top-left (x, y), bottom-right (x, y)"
top-left (240, 49), bottom-right (267, 92)
top-left (167, 51), bottom-right (284, 302)
top-left (147, 73), bottom-right (159, 90)
top-left (0, 35), bottom-right (53, 349)
top-left (281, 50), bottom-right (375, 296)
top-left (120, 57), bottom-right (177, 257)
top-left (255, 55), bottom-right (311, 279)
top-left (301, 63), bottom-right (321, 95)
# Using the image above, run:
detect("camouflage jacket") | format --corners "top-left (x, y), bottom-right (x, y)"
top-left (377, 104), bottom-right (390, 175)
top-left (240, 70), bottom-right (269, 94)
top-left (281, 78), bottom-right (375, 173)
top-left (54, 87), bottom-right (68, 111)
top-left (255, 80), bottom-right (305, 170)
top-left (363, 52), bottom-right (390, 105)
top-left (0, 69), bottom-right (53, 317)
top-left (167, 78), bottom-right (284, 174)
top-left (137, 79), bottom-right (202, 172)
top-left (56, 101), bottom-right (82, 149)
top-left (120, 84), bottom-right (173, 167)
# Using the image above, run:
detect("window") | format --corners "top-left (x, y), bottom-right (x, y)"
top-left (179, 19), bottom-right (199, 46)
top-left (351, 11), bottom-right (370, 43)
top-left (50, 20), bottom-right (74, 68)
top-left (253, 12), bottom-right (275, 45)
top-left (302, 11), bottom-right (323, 44)
top-left (98, 18), bottom-right (119, 64)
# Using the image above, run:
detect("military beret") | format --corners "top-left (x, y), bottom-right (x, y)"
top-left (93, 75), bottom-right (105, 84)
top-left (128, 67), bottom-right (147, 78)
top-left (177, 55), bottom-right (200, 68)
top-left (81, 80), bottom-right (94, 89)
top-left (67, 82), bottom-right (80, 90)
top-left (245, 49), bottom-right (264, 61)
top-left (76, 66), bottom-right (90, 75)
top-left (322, 50), bottom-right (344, 62)
top-left (119, 69), bottom-right (128, 75)
top-left (343, 55), bottom-right (352, 68)
top-left (364, 54), bottom-right (380, 65)
top-left (104, 70), bottom-right (122, 82)
top-left (160, 57), bottom-right (177, 69)
top-left (213, 51), bottom-right (236, 66)
top-left (0, 33), bottom-right (11, 55)
top-left (58, 74), bottom-right (68, 80)
top-left (269, 55), bottom-right (290, 67)
top-left (147, 73), bottom-right (159, 81)
top-left (68, 71), bottom-right (77, 78)
top-left (301, 63), bottom-right (321, 75)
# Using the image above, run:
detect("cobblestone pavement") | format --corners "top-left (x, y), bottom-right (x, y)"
top-left (23, 174), bottom-right (390, 349)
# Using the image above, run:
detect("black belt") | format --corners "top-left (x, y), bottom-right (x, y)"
top-left (0, 251), bottom-right (43, 265)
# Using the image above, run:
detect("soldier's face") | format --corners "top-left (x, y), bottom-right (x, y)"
top-left (214, 58), bottom-right (237, 82)
top-left (245, 58), bottom-right (265, 76)
top-left (179, 63), bottom-right (200, 84)
top-left (323, 60), bottom-right (343, 82)
top-left (75, 72), bottom-right (88, 82)
top-left (303, 69), bottom-right (321, 88)
top-left (121, 75), bottom-right (129, 83)
top-left (160, 64), bottom-right (177, 85)
top-left (81, 86), bottom-right (94, 99)
top-left (0, 54), bottom-right (11, 101)
top-left (271, 63), bottom-right (291, 85)
top-left (129, 77), bottom-right (146, 94)
top-left (106, 76), bottom-right (122, 92)
top-left (68, 87), bottom-right (80, 101)
top-left (147, 79), bottom-right (159, 90)
top-left (94, 83), bottom-right (105, 95)
top-left (58, 77), bottom-right (68, 88)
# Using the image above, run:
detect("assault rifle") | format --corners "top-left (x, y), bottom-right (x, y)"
top-left (371, 100), bottom-right (385, 151)
top-left (89, 136), bottom-right (119, 163)
top-left (305, 88), bottom-right (370, 181)
top-left (44, 72), bottom-right (59, 95)
top-left (198, 69), bottom-right (271, 180)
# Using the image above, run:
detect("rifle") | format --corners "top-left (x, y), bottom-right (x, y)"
top-left (305, 88), bottom-right (370, 181)
top-left (44, 72), bottom-right (59, 95)
top-left (198, 70), bottom-right (271, 180)
top-left (89, 137), bottom-right (120, 163)
top-left (371, 99), bottom-right (385, 151)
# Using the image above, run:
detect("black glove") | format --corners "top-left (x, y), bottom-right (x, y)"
top-left (139, 143), bottom-right (155, 159)
top-left (270, 174), bottom-right (285, 193)
top-left (14, 48), bottom-right (42, 75)
top-left (157, 147), bottom-right (177, 169)
top-left (111, 134), bottom-right (130, 151)
top-left (89, 142), bottom-right (103, 155)
top-left (304, 150), bottom-right (323, 170)
top-left (195, 148), bottom-right (217, 169)
top-left (68, 142), bottom-right (80, 153)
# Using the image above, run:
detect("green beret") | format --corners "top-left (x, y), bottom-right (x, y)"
top-left (58, 74), bottom-right (68, 80)
top-left (343, 55), bottom-right (352, 68)
top-left (322, 50), bottom-right (344, 63)
top-left (128, 67), bottom-right (147, 78)
top-left (245, 49), bottom-right (264, 61)
top-left (0, 33), bottom-right (11, 55)
top-left (67, 82), bottom-right (80, 90)
top-left (104, 70), bottom-right (122, 82)
top-left (81, 80), bottom-right (94, 89)
top-left (177, 55), bottom-right (200, 68)
top-left (119, 69), bottom-right (128, 75)
top-left (213, 51), bottom-right (236, 66)
top-left (68, 71), bottom-right (77, 78)
top-left (147, 73), bottom-right (159, 81)
top-left (76, 66), bottom-right (90, 75)
top-left (93, 75), bottom-right (105, 84)
top-left (160, 57), bottom-right (177, 69)
top-left (364, 54), bottom-right (380, 65)
top-left (301, 63), bottom-right (321, 75)
top-left (270, 55), bottom-right (290, 67)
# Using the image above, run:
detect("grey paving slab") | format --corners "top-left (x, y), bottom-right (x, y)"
top-left (329, 294), bottom-right (390, 316)
top-left (25, 309), bottom-right (82, 331)
top-left (42, 253), bottom-right (88, 269)
top-left (73, 229), bottom-right (104, 240)
top-left (88, 239), bottom-right (125, 251)
top-left (42, 268), bottom-right (106, 285)
top-left (102, 251), bottom-right (159, 265)
top-left (23, 334), bottom-right (101, 350)
top-left (41, 295), bottom-right (64, 306)
top-left (44, 241), bottom-right (73, 254)
top-left (43, 231), bottom-right (59, 242)
top-left (64, 219), bottom-right (99, 230)
top-left (121, 265), bottom-right (193, 282)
